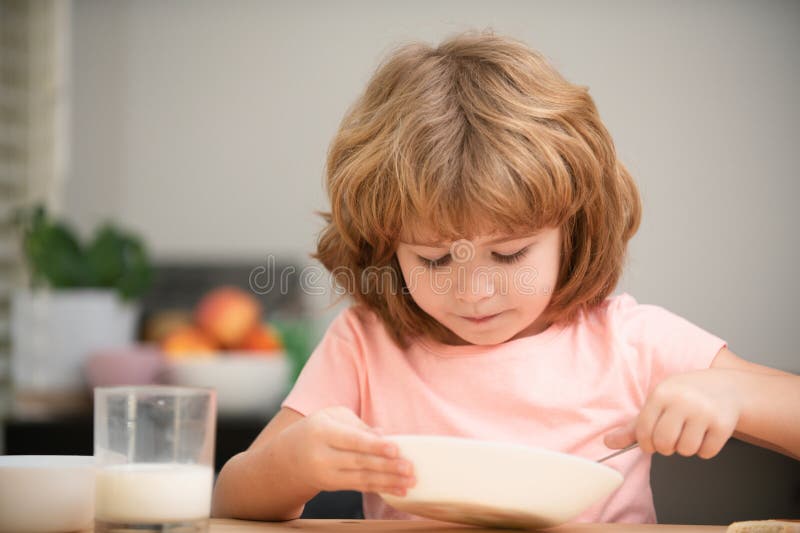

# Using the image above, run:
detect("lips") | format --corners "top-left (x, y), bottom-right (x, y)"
top-left (461, 312), bottom-right (501, 323)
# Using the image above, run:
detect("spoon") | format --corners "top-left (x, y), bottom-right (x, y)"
top-left (596, 442), bottom-right (639, 463)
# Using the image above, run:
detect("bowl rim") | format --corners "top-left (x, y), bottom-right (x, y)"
top-left (0, 455), bottom-right (95, 468)
top-left (161, 348), bottom-right (288, 361)
top-left (165, 352), bottom-right (289, 365)
top-left (384, 434), bottom-right (624, 479)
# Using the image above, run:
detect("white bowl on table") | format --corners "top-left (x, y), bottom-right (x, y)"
top-left (164, 352), bottom-right (291, 417)
top-left (378, 435), bottom-right (624, 529)
top-left (0, 455), bottom-right (95, 533)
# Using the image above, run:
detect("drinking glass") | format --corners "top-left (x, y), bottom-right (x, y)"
top-left (94, 386), bottom-right (216, 533)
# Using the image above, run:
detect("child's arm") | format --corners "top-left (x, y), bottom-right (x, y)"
top-left (211, 406), bottom-right (416, 521)
top-left (604, 347), bottom-right (800, 461)
top-left (708, 347), bottom-right (800, 459)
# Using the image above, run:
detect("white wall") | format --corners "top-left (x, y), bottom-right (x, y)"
top-left (67, 0), bottom-right (800, 371)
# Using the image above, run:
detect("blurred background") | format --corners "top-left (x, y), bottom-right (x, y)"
top-left (0, 0), bottom-right (798, 523)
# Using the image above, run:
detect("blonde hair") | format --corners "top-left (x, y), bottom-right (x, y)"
top-left (314, 30), bottom-right (641, 348)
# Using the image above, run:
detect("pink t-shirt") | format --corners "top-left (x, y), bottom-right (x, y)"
top-left (281, 292), bottom-right (727, 523)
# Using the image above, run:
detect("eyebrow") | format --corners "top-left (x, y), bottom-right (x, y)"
top-left (403, 232), bottom-right (539, 248)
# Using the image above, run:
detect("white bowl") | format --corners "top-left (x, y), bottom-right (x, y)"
top-left (0, 455), bottom-right (95, 533)
top-left (379, 435), bottom-right (623, 529)
top-left (164, 353), bottom-right (291, 416)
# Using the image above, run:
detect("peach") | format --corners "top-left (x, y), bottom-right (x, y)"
top-left (142, 309), bottom-right (194, 344)
top-left (195, 286), bottom-right (261, 347)
top-left (237, 323), bottom-right (283, 353)
top-left (161, 326), bottom-right (218, 357)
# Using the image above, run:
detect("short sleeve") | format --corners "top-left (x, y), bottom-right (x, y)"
top-left (609, 293), bottom-right (728, 395)
top-left (280, 308), bottom-right (364, 417)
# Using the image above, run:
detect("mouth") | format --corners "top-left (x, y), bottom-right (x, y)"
top-left (460, 312), bottom-right (502, 324)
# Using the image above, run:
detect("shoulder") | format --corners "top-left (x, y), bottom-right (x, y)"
top-left (597, 292), bottom-right (674, 325)
top-left (583, 292), bottom-right (686, 342)
top-left (326, 304), bottom-right (395, 346)
top-left (593, 292), bottom-right (721, 351)
top-left (332, 304), bottom-right (382, 332)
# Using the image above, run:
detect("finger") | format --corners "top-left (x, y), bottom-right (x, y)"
top-left (675, 418), bottom-right (707, 457)
top-left (697, 424), bottom-right (731, 459)
top-left (330, 448), bottom-right (414, 476)
top-left (604, 419), bottom-right (637, 449)
top-left (327, 422), bottom-right (399, 458)
top-left (337, 469), bottom-right (417, 495)
top-left (651, 408), bottom-right (686, 456)
top-left (635, 403), bottom-right (664, 455)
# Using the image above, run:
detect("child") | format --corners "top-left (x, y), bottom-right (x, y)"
top-left (212, 31), bottom-right (800, 523)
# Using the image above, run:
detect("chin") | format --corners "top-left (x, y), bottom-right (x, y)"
top-left (451, 328), bottom-right (513, 346)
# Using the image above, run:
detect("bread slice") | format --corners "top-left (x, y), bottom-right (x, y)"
top-left (727, 520), bottom-right (800, 533)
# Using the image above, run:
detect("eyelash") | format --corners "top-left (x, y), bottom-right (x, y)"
top-left (419, 247), bottom-right (530, 268)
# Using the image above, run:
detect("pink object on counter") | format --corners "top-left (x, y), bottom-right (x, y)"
top-left (84, 345), bottom-right (165, 388)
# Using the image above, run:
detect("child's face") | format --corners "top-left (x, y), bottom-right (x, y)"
top-left (395, 226), bottom-right (561, 345)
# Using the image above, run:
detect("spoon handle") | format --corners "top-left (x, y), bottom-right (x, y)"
top-left (596, 442), bottom-right (639, 463)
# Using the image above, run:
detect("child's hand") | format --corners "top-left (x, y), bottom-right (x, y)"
top-left (280, 406), bottom-right (416, 497)
top-left (604, 368), bottom-right (742, 459)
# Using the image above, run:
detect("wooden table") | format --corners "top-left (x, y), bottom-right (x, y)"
top-left (204, 519), bottom-right (727, 532)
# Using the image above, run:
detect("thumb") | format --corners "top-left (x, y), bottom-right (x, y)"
top-left (329, 408), bottom-right (384, 438)
top-left (604, 419), bottom-right (637, 449)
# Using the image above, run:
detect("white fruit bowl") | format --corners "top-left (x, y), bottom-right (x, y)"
top-left (0, 455), bottom-right (95, 533)
top-left (378, 435), bottom-right (623, 529)
top-left (164, 352), bottom-right (291, 417)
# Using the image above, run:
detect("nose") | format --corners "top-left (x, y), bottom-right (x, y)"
top-left (455, 262), bottom-right (496, 304)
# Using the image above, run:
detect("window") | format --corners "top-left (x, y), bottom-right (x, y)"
top-left (0, 0), bottom-right (70, 403)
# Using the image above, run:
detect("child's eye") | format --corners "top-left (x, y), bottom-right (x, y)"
top-left (492, 247), bottom-right (530, 264)
top-left (419, 254), bottom-right (452, 268)
top-left (419, 247), bottom-right (530, 268)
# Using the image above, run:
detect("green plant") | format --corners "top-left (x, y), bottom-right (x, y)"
top-left (271, 318), bottom-right (318, 384)
top-left (18, 205), bottom-right (153, 300)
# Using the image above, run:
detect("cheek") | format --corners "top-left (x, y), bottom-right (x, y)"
top-left (398, 263), bottom-right (450, 315)
top-left (512, 253), bottom-right (559, 297)
top-left (398, 256), bottom-right (433, 298)
top-left (540, 251), bottom-right (561, 289)
top-left (404, 275), bottom-right (446, 317)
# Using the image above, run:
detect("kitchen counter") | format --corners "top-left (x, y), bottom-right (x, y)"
top-left (86, 519), bottom-right (727, 532)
